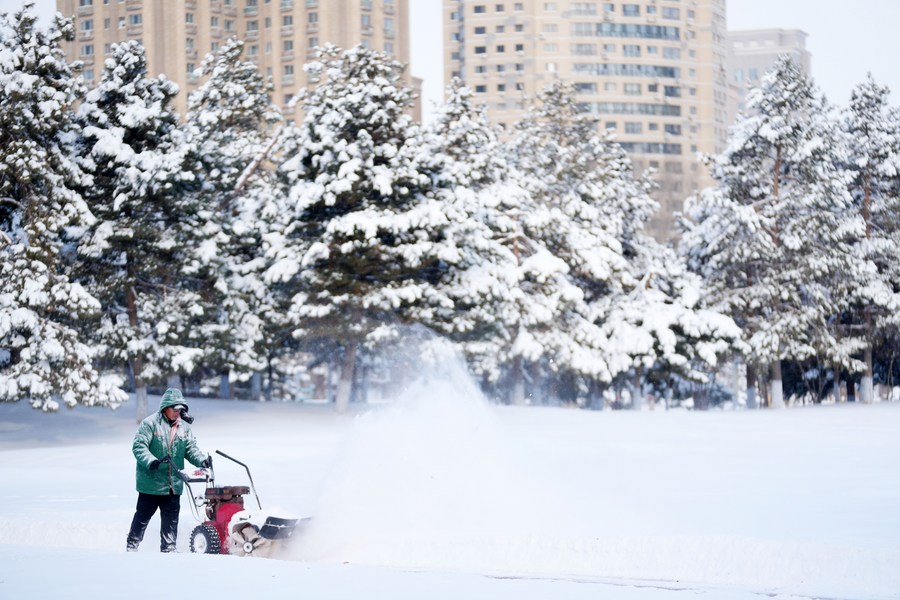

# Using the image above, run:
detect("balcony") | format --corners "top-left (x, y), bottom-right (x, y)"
top-left (185, 23), bottom-right (197, 35)
top-left (306, 22), bottom-right (318, 33)
top-left (282, 0), bottom-right (295, 9)
top-left (126, 25), bottom-right (142, 36)
top-left (76, 6), bottom-right (93, 16)
top-left (244, 7), bottom-right (258, 17)
top-left (245, 29), bottom-right (260, 40)
top-left (282, 49), bottom-right (295, 60)
top-left (186, 0), bottom-right (196, 8)
top-left (281, 26), bottom-right (294, 36)
top-left (78, 30), bottom-right (94, 40)
top-left (126, 0), bottom-right (142, 10)
top-left (210, 27), bottom-right (223, 38)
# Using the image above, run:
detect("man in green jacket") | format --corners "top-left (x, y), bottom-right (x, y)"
top-left (126, 388), bottom-right (210, 552)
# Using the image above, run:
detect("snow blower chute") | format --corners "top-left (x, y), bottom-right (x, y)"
top-left (178, 450), bottom-right (300, 557)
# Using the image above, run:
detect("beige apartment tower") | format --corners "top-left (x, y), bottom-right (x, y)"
top-left (443, 0), bottom-right (730, 239)
top-left (58, 0), bottom-right (413, 118)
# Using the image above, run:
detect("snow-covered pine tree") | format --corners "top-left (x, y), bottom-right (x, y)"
top-left (498, 81), bottom-right (640, 405)
top-left (181, 38), bottom-right (284, 398)
top-left (73, 40), bottom-right (200, 420)
top-left (840, 74), bottom-right (900, 403)
top-left (681, 56), bottom-right (855, 408)
top-left (0, 4), bottom-right (125, 410)
top-left (268, 45), bottom-right (455, 412)
top-left (417, 78), bottom-right (522, 384)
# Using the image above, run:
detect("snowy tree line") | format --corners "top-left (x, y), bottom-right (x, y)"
top-left (1, 5), bottom-right (896, 414)
top-left (681, 57), bottom-right (900, 407)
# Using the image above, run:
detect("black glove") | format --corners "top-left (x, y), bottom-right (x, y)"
top-left (200, 456), bottom-right (212, 469)
top-left (149, 455), bottom-right (171, 470)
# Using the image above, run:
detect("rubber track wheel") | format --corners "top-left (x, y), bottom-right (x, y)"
top-left (189, 523), bottom-right (221, 554)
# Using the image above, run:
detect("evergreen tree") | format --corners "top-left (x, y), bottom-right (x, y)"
top-left (73, 40), bottom-right (198, 419)
top-left (681, 56), bottom-right (855, 407)
top-left (182, 38), bottom-right (284, 398)
top-left (499, 82), bottom-right (640, 405)
top-left (0, 4), bottom-right (124, 410)
top-left (840, 74), bottom-right (900, 403)
top-left (268, 45), bottom-right (457, 412)
top-left (417, 79), bottom-right (520, 385)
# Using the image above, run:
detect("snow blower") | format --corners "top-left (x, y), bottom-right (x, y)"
top-left (178, 450), bottom-right (301, 557)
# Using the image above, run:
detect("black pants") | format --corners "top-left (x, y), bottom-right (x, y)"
top-left (126, 492), bottom-right (181, 552)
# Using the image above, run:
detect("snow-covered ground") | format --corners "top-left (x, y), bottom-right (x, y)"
top-left (1, 365), bottom-right (899, 599)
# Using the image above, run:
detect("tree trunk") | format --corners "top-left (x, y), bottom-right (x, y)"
top-left (335, 340), bottom-right (357, 414)
top-left (250, 372), bottom-right (262, 402)
top-left (220, 372), bottom-right (231, 400)
top-left (631, 368), bottom-right (644, 410)
top-left (530, 362), bottom-right (543, 406)
top-left (861, 313), bottom-right (874, 404)
top-left (770, 361), bottom-right (785, 408)
top-left (834, 312), bottom-right (843, 402)
top-left (511, 355), bottom-right (526, 406)
top-left (127, 286), bottom-right (147, 422)
top-left (746, 363), bottom-right (758, 409)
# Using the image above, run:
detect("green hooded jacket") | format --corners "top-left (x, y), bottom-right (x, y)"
top-left (132, 389), bottom-right (207, 495)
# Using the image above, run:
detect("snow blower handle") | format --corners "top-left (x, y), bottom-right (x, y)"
top-left (215, 450), bottom-right (262, 510)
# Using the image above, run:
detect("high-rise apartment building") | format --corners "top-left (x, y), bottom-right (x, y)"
top-left (726, 28), bottom-right (810, 123)
top-left (59, 0), bottom-right (413, 118)
top-left (443, 0), bottom-right (730, 240)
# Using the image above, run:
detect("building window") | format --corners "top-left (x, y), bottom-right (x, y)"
top-left (498, 83), bottom-right (506, 91)
top-left (185, 13), bottom-right (194, 23)
top-left (474, 65), bottom-right (486, 73)
top-left (474, 5), bottom-right (486, 13)
top-left (284, 64), bottom-right (294, 76)
top-left (211, 16), bottom-right (219, 27)
top-left (384, 41), bottom-right (393, 53)
top-left (572, 43), bottom-right (597, 55)
top-left (622, 4), bottom-right (639, 16)
top-left (81, 44), bottom-right (94, 56)
top-left (225, 19), bottom-right (234, 31)
top-left (496, 44), bottom-right (505, 52)
top-left (129, 14), bottom-right (142, 25)
top-left (475, 46), bottom-right (486, 54)
top-left (603, 3), bottom-right (614, 13)
top-left (515, 24), bottom-right (524, 32)
top-left (575, 82), bottom-right (597, 93)
top-left (265, 17), bottom-right (271, 28)
top-left (211, 42), bottom-right (220, 52)
top-left (625, 122), bottom-right (642, 134)
top-left (496, 4), bottom-right (505, 11)
top-left (103, 17), bottom-right (110, 29)
top-left (543, 3), bottom-right (556, 11)
top-left (515, 82), bottom-right (524, 90)
top-left (542, 23), bottom-right (558, 33)
top-left (514, 2), bottom-right (523, 9)
top-left (361, 14), bottom-right (371, 28)
top-left (665, 124), bottom-right (682, 135)
top-left (544, 43), bottom-right (557, 52)
top-left (80, 19), bottom-right (93, 31)
top-left (624, 83), bottom-right (641, 95)
top-left (79, 0), bottom-right (92, 6)
top-left (475, 84), bottom-right (487, 93)
top-left (284, 15), bottom-right (294, 25)
top-left (247, 20), bottom-right (259, 31)
top-left (623, 44), bottom-right (640, 57)
top-left (474, 26), bottom-right (486, 34)
top-left (662, 7), bottom-right (680, 19)
top-left (515, 43), bottom-right (524, 52)
top-left (283, 39), bottom-right (294, 51)
top-left (496, 64), bottom-right (505, 72)
top-left (307, 12), bottom-right (316, 23)
top-left (605, 121), bottom-right (616, 130)
top-left (496, 25), bottom-right (504, 32)
top-left (663, 47), bottom-right (680, 59)
top-left (649, 123), bottom-right (659, 131)
top-left (572, 3), bottom-right (597, 15)
top-left (118, 16), bottom-right (125, 27)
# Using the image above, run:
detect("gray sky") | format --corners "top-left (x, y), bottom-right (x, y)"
top-left (13, 0), bottom-right (900, 119)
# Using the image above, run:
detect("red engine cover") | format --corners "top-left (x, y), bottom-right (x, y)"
top-left (210, 501), bottom-right (245, 554)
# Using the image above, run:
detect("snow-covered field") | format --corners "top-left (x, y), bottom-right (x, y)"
top-left (1, 366), bottom-right (899, 599)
